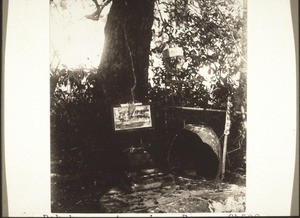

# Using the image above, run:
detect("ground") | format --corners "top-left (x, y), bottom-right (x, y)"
top-left (51, 169), bottom-right (246, 214)
top-left (99, 174), bottom-right (246, 213)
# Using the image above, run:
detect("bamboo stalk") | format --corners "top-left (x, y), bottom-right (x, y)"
top-left (221, 96), bottom-right (232, 180)
top-left (221, 135), bottom-right (229, 180)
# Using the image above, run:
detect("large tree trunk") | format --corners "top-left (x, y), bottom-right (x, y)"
top-left (90, 0), bottom-right (155, 191)
top-left (98, 0), bottom-right (155, 105)
top-left (92, 0), bottom-right (155, 170)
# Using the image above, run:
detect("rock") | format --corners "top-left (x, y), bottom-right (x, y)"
top-left (132, 181), bottom-right (162, 192)
top-left (141, 168), bottom-right (159, 174)
top-left (210, 201), bottom-right (224, 213)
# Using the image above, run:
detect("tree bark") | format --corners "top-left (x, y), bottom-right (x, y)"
top-left (97, 0), bottom-right (155, 105)
top-left (91, 0), bottom-right (155, 156)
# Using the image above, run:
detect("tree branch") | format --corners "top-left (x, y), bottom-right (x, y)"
top-left (86, 0), bottom-right (112, 21)
top-left (92, 0), bottom-right (100, 9)
top-left (98, 0), bottom-right (112, 16)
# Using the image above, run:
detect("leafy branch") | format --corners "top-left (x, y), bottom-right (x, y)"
top-left (215, 5), bottom-right (247, 64)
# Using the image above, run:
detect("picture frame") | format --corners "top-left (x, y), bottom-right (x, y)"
top-left (112, 103), bottom-right (153, 131)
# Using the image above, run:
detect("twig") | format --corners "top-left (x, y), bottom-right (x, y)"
top-left (227, 144), bottom-right (242, 154)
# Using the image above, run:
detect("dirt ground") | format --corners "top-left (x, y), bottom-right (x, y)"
top-left (99, 174), bottom-right (246, 213)
top-left (52, 170), bottom-right (246, 213)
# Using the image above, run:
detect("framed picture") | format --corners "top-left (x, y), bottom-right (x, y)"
top-left (112, 104), bottom-right (153, 131)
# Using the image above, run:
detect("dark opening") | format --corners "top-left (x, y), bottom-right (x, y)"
top-left (168, 129), bottom-right (220, 180)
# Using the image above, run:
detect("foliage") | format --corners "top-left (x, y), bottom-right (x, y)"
top-left (50, 0), bottom-right (247, 176)
top-left (148, 0), bottom-right (247, 170)
top-left (148, 0), bottom-right (247, 109)
top-left (49, 0), bottom-right (246, 212)
top-left (51, 69), bottom-right (96, 103)
top-left (50, 68), bottom-right (101, 173)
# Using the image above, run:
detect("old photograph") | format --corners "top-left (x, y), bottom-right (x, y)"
top-left (113, 104), bottom-right (153, 131)
top-left (50, 0), bottom-right (247, 213)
